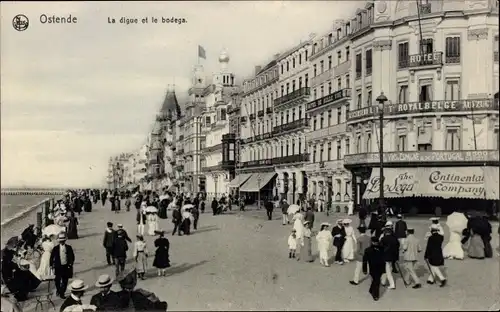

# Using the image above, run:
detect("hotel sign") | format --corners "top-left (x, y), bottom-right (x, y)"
top-left (409, 52), bottom-right (443, 67)
top-left (344, 150), bottom-right (499, 166)
top-left (347, 99), bottom-right (497, 121)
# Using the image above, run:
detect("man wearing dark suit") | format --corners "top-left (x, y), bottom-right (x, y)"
top-left (103, 222), bottom-right (116, 265)
top-left (50, 233), bottom-right (75, 299)
top-left (363, 236), bottom-right (386, 301)
top-left (59, 279), bottom-right (88, 312)
top-left (91, 274), bottom-right (119, 311)
top-left (331, 219), bottom-right (346, 264)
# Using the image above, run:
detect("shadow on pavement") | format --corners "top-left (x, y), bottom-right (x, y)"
top-left (194, 225), bottom-right (220, 234)
top-left (145, 260), bottom-right (209, 279)
top-left (77, 232), bottom-right (101, 239)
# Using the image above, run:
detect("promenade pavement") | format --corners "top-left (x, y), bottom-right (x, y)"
top-left (15, 203), bottom-right (500, 311)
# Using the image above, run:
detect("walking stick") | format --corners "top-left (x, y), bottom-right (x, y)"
top-left (395, 261), bottom-right (408, 288)
top-left (424, 259), bottom-right (437, 284)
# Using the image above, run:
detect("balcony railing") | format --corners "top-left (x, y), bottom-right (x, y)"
top-left (240, 159), bottom-right (272, 168)
top-left (274, 87), bottom-right (310, 107)
top-left (366, 66), bottom-right (372, 76)
top-left (272, 118), bottom-right (309, 135)
top-left (201, 164), bottom-right (222, 172)
top-left (219, 160), bottom-right (236, 169)
top-left (266, 107), bottom-right (273, 114)
top-left (311, 67), bottom-right (334, 87)
top-left (494, 51), bottom-right (499, 63)
top-left (241, 132), bottom-right (272, 145)
top-left (203, 143), bottom-right (223, 153)
top-left (257, 110), bottom-right (265, 118)
top-left (307, 88), bottom-right (351, 111)
top-left (305, 123), bottom-right (347, 142)
top-left (334, 60), bottom-right (351, 77)
top-left (347, 98), bottom-right (498, 122)
top-left (445, 55), bottom-right (460, 64)
top-left (399, 52), bottom-right (443, 69)
top-left (249, 113), bottom-right (256, 120)
top-left (272, 153), bottom-right (310, 165)
top-left (344, 150), bottom-right (499, 166)
top-left (174, 164), bottom-right (184, 171)
top-left (355, 71), bottom-right (362, 80)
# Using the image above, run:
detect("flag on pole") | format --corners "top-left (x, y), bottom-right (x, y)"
top-left (198, 45), bottom-right (206, 59)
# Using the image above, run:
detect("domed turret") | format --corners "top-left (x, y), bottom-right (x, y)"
top-left (219, 51), bottom-right (230, 63)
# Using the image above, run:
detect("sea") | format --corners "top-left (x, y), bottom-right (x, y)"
top-left (1, 194), bottom-right (53, 222)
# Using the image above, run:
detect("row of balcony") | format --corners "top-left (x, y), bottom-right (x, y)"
top-left (274, 87), bottom-right (311, 108)
top-left (347, 98), bottom-right (498, 122)
top-left (203, 143), bottom-right (223, 153)
top-left (240, 153), bottom-right (310, 168)
top-left (307, 88), bottom-right (351, 111)
top-left (241, 132), bottom-right (272, 145)
top-left (272, 118), bottom-right (309, 136)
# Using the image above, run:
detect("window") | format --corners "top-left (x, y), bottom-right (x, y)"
top-left (320, 85), bottom-right (324, 98)
top-left (298, 106), bottom-right (303, 119)
top-left (305, 50), bottom-right (309, 61)
top-left (445, 80), bottom-right (460, 100)
top-left (328, 82), bottom-right (332, 94)
top-left (320, 60), bottom-right (324, 73)
top-left (345, 138), bottom-right (350, 154)
top-left (305, 74), bottom-right (309, 88)
top-left (398, 42), bottom-right (409, 69)
top-left (495, 35), bottom-right (499, 63)
top-left (420, 84), bottom-right (433, 102)
top-left (356, 92), bottom-right (362, 109)
top-left (337, 50), bottom-right (342, 64)
top-left (313, 64), bottom-right (317, 77)
top-left (205, 116), bottom-right (211, 125)
top-left (286, 110), bottom-right (290, 123)
top-left (365, 49), bottom-right (372, 75)
top-left (291, 139), bottom-right (295, 154)
top-left (346, 47), bottom-right (350, 61)
top-left (299, 54), bottom-right (302, 64)
top-left (298, 77), bottom-right (303, 89)
top-left (421, 38), bottom-right (433, 54)
top-left (292, 58), bottom-right (296, 68)
top-left (313, 118), bottom-right (317, 130)
top-left (446, 128), bottom-right (460, 150)
top-left (398, 85), bottom-right (408, 103)
top-left (328, 33), bottom-right (333, 44)
top-left (418, 144), bottom-right (432, 151)
top-left (320, 112), bottom-right (324, 128)
top-left (397, 134), bottom-right (407, 151)
top-left (356, 135), bottom-right (362, 153)
top-left (445, 36), bottom-right (461, 64)
top-left (337, 140), bottom-right (342, 159)
top-left (320, 144), bottom-right (324, 162)
top-left (313, 43), bottom-right (318, 54)
top-left (280, 112), bottom-right (284, 125)
top-left (281, 85), bottom-right (284, 96)
top-left (366, 133), bottom-right (372, 152)
top-left (336, 28), bottom-right (341, 39)
top-left (337, 78), bottom-right (342, 90)
top-left (328, 110), bottom-right (332, 126)
top-left (327, 142), bottom-right (332, 160)
top-left (355, 53), bottom-right (362, 79)
top-left (346, 74), bottom-right (350, 89)
top-left (366, 90), bottom-right (372, 107)
top-left (286, 61), bottom-right (289, 71)
top-left (313, 88), bottom-right (317, 100)
top-left (292, 108), bottom-right (296, 121)
top-left (286, 142), bottom-right (289, 156)
top-left (220, 109), bottom-right (227, 121)
top-left (313, 147), bottom-right (317, 162)
top-left (286, 83), bottom-right (290, 94)
top-left (328, 55), bottom-right (332, 69)
top-left (299, 140), bottom-right (302, 153)
top-left (494, 128), bottom-right (499, 149)
top-left (281, 64), bottom-right (284, 74)
top-left (337, 107), bottom-right (342, 124)
top-left (292, 80), bottom-right (296, 92)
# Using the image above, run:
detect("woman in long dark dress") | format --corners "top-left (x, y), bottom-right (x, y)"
top-left (67, 212), bottom-right (79, 240)
top-left (153, 231), bottom-right (170, 277)
top-left (158, 199), bottom-right (168, 219)
top-left (83, 197), bottom-right (92, 212)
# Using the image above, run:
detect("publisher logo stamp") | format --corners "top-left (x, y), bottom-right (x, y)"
top-left (12, 14), bottom-right (29, 31)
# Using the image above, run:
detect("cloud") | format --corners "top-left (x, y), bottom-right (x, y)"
top-left (1, 1), bottom-right (359, 187)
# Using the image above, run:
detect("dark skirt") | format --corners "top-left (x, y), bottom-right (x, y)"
top-left (301, 236), bottom-right (313, 262)
top-left (158, 205), bottom-right (168, 219)
top-left (153, 248), bottom-right (170, 269)
top-left (182, 219), bottom-right (191, 235)
top-left (67, 220), bottom-right (78, 239)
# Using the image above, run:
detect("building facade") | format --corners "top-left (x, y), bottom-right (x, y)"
top-left (342, 0), bottom-right (499, 214)
top-left (237, 57), bottom-right (280, 201)
top-left (106, 153), bottom-right (133, 189)
top-left (305, 19), bottom-right (355, 212)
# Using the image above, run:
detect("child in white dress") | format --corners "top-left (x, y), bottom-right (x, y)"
top-left (288, 230), bottom-right (297, 259)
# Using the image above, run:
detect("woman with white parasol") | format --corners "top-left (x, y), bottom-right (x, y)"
top-left (341, 219), bottom-right (357, 262)
top-left (292, 212), bottom-right (305, 257)
top-left (316, 223), bottom-right (333, 266)
top-left (145, 206), bottom-right (159, 236)
top-left (443, 211), bottom-right (467, 260)
top-left (181, 205), bottom-right (194, 235)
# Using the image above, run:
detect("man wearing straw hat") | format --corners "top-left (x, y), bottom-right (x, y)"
top-left (90, 274), bottom-right (118, 311)
top-left (50, 232), bottom-right (75, 299)
top-left (60, 279), bottom-right (88, 312)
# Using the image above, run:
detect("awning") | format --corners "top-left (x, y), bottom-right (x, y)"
top-left (363, 166), bottom-right (499, 200)
top-left (363, 168), bottom-right (419, 199)
top-left (240, 172), bottom-right (277, 192)
top-left (228, 173), bottom-right (252, 188)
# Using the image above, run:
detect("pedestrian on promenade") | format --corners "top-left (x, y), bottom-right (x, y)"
top-left (287, 229), bottom-right (297, 258)
top-left (125, 197), bottom-right (131, 212)
top-left (192, 204), bottom-right (200, 230)
top-left (331, 219), bottom-right (346, 265)
top-left (67, 212), bottom-right (79, 240)
top-left (304, 207), bottom-right (315, 229)
top-left (113, 230), bottom-right (129, 278)
top-left (50, 232), bottom-right (75, 299)
top-left (425, 224), bottom-right (447, 287)
top-left (316, 223), bottom-right (333, 266)
top-left (101, 190), bottom-right (108, 206)
top-left (116, 224), bottom-right (132, 243)
top-left (402, 228), bottom-right (422, 289)
top-left (153, 230), bottom-right (171, 277)
top-left (110, 196), bottom-right (116, 213)
top-left (280, 199), bottom-right (289, 225)
top-left (362, 236), bottom-right (386, 301)
top-left (394, 214), bottom-right (408, 245)
top-left (172, 207), bottom-right (183, 236)
top-left (211, 198), bottom-right (218, 216)
top-left (103, 222), bottom-right (116, 266)
top-left (265, 200), bottom-right (274, 221)
top-left (137, 205), bottom-right (146, 236)
top-left (358, 205), bottom-right (368, 228)
top-left (342, 219), bottom-right (357, 263)
top-left (90, 274), bottom-right (118, 311)
top-left (133, 235), bottom-right (148, 280)
top-left (350, 226), bottom-right (371, 285)
top-left (379, 225), bottom-right (399, 289)
top-left (59, 279), bottom-right (87, 312)
top-left (83, 196), bottom-right (92, 213)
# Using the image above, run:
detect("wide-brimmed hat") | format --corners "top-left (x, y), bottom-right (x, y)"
top-left (68, 279), bottom-right (88, 292)
top-left (321, 222), bottom-right (331, 227)
top-left (342, 219), bottom-right (352, 224)
top-left (95, 274), bottom-right (113, 288)
top-left (430, 224), bottom-right (440, 231)
top-left (385, 221), bottom-right (393, 227)
top-left (117, 224), bottom-right (123, 228)
top-left (303, 220), bottom-right (310, 225)
top-left (57, 233), bottom-right (67, 241)
top-left (119, 270), bottom-right (137, 289)
top-left (336, 219), bottom-right (344, 224)
top-left (430, 217), bottom-right (440, 222)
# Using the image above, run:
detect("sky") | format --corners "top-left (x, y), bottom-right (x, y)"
top-left (1, 1), bottom-right (359, 188)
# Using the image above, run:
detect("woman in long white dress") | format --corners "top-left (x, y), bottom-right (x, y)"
top-left (36, 238), bottom-right (54, 280)
top-left (137, 207), bottom-right (146, 236)
top-left (443, 230), bottom-right (464, 260)
top-left (341, 219), bottom-right (357, 262)
top-left (316, 223), bottom-right (333, 266)
top-left (292, 213), bottom-right (305, 253)
top-left (147, 212), bottom-right (158, 236)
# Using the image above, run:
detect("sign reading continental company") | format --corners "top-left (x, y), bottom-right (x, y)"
top-left (362, 167), bottom-right (499, 200)
top-left (347, 99), bottom-right (497, 121)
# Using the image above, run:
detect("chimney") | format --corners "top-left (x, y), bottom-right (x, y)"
top-left (254, 66), bottom-right (262, 75)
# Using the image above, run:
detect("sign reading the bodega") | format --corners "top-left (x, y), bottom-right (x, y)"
top-left (428, 169), bottom-right (485, 198)
top-left (364, 170), bottom-right (418, 199)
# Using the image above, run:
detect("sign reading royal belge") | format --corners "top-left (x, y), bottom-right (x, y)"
top-left (363, 167), bottom-right (499, 200)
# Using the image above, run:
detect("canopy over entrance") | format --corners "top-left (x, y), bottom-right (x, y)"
top-left (240, 172), bottom-right (277, 192)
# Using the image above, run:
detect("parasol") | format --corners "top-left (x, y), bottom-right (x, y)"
top-left (182, 204), bottom-right (194, 211)
top-left (145, 206), bottom-right (158, 213)
top-left (446, 212), bottom-right (468, 233)
top-left (42, 224), bottom-right (66, 237)
top-left (287, 204), bottom-right (300, 215)
top-left (181, 211), bottom-right (192, 220)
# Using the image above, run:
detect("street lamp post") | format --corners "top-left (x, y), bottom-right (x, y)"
top-left (376, 92), bottom-right (388, 216)
top-left (257, 174), bottom-right (262, 210)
